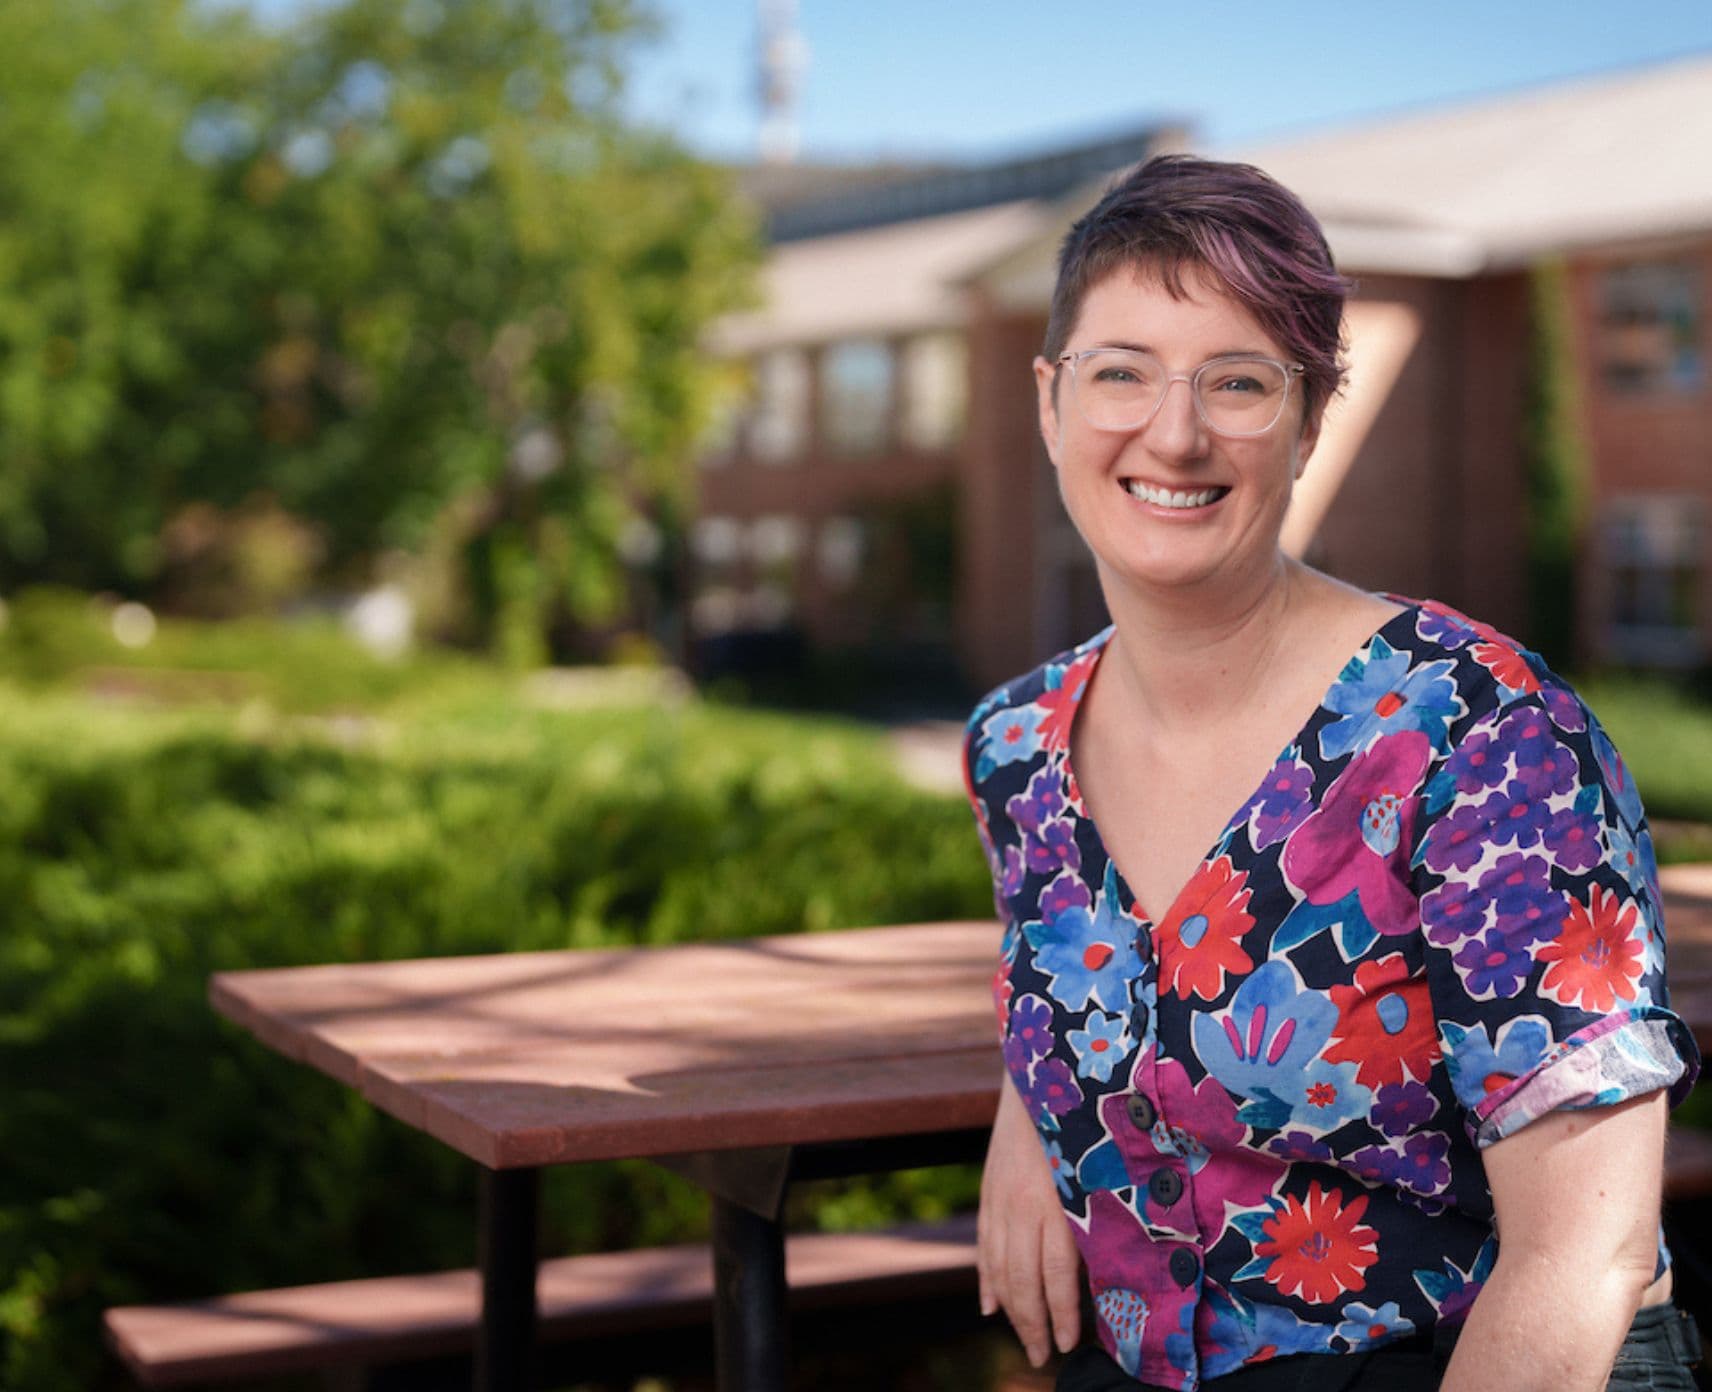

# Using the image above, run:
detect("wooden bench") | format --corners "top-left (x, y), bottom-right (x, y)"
top-left (103, 1214), bottom-right (978, 1387)
top-left (104, 1126), bottom-right (1712, 1389)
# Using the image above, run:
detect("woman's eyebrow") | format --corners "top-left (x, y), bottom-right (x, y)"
top-left (1087, 341), bottom-right (1271, 359)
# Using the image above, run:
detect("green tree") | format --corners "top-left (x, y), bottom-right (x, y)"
top-left (0, 0), bottom-right (756, 654)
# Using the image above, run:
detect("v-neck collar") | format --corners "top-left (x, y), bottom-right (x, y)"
top-left (1061, 598), bottom-right (1423, 928)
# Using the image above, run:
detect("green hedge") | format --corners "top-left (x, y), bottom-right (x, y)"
top-left (0, 681), bottom-right (993, 1391)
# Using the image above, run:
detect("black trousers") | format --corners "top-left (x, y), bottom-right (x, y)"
top-left (1055, 1299), bottom-right (1703, 1392)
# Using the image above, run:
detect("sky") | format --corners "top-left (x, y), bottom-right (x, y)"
top-left (623, 1), bottom-right (1712, 162)
top-left (239, 1), bottom-right (1712, 164)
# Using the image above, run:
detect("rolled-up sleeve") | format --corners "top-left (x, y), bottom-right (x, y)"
top-left (1410, 687), bottom-right (1700, 1148)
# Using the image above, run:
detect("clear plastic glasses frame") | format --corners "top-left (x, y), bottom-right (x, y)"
top-left (1055, 348), bottom-right (1306, 438)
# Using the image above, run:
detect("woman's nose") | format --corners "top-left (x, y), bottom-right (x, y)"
top-left (1143, 377), bottom-right (1209, 458)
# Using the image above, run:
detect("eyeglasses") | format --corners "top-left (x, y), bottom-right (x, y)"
top-left (1055, 348), bottom-right (1305, 438)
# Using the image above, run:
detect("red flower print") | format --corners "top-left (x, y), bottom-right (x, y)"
top-left (1256, 1183), bottom-right (1380, 1305)
top-left (1157, 856), bottom-right (1255, 1001)
top-left (1471, 639), bottom-right (1541, 695)
top-left (1538, 884), bottom-right (1643, 1013)
top-left (1324, 955), bottom-right (1441, 1089)
top-left (1035, 648), bottom-right (1100, 757)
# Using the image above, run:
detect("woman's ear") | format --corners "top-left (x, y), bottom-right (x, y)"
top-left (1294, 405), bottom-right (1324, 479)
top-left (1033, 356), bottom-right (1063, 467)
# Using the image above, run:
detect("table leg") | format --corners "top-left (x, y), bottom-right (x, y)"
top-left (711, 1193), bottom-right (789, 1392)
top-left (476, 1165), bottom-right (540, 1392)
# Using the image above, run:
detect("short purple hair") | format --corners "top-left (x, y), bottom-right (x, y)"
top-left (1044, 154), bottom-right (1353, 424)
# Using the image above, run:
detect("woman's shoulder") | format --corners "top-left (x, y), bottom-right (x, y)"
top-left (962, 627), bottom-right (1112, 789)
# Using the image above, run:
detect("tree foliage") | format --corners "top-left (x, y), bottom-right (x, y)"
top-left (0, 0), bottom-right (756, 652)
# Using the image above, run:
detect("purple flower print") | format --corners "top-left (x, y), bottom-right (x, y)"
top-left (1421, 875), bottom-right (1486, 947)
top-left (1444, 725), bottom-right (1510, 796)
top-left (1028, 1056), bottom-right (1084, 1119)
top-left (1543, 805), bottom-right (1603, 873)
top-left (1267, 1129), bottom-right (1334, 1163)
top-left (1502, 707), bottom-right (1558, 771)
top-left (1039, 869), bottom-right (1093, 926)
top-left (1510, 737), bottom-right (1576, 800)
top-left (1421, 801), bottom-right (1495, 874)
top-left (1452, 928), bottom-right (1534, 998)
top-left (1349, 1134), bottom-right (1450, 1196)
top-left (1024, 817), bottom-right (1081, 875)
top-left (1479, 852), bottom-right (1565, 944)
top-left (999, 843), bottom-right (1027, 900)
top-left (1006, 764), bottom-right (1065, 834)
top-left (1484, 783), bottom-right (1552, 850)
top-left (1371, 1081), bottom-right (1436, 1137)
top-left (1415, 608), bottom-right (1475, 650)
top-left (1249, 759), bottom-right (1314, 849)
top-left (1002, 1034), bottom-right (1035, 1092)
top-left (1009, 994), bottom-right (1054, 1060)
top-left (1541, 684), bottom-right (1587, 734)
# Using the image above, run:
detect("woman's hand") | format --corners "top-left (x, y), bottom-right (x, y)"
top-left (979, 1077), bottom-right (1083, 1366)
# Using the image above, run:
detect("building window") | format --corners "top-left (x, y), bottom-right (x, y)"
top-left (697, 387), bottom-right (742, 469)
top-left (1605, 494), bottom-right (1702, 665)
top-left (820, 339), bottom-right (893, 456)
top-left (1600, 262), bottom-right (1703, 394)
top-left (749, 349), bottom-right (809, 463)
top-left (816, 516), bottom-right (864, 590)
top-left (902, 333), bottom-right (967, 451)
top-left (691, 515), bottom-right (743, 569)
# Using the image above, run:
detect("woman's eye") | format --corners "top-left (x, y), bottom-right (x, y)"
top-left (1208, 374), bottom-right (1264, 395)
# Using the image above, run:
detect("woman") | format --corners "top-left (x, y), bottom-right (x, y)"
top-left (962, 154), bottom-right (1702, 1392)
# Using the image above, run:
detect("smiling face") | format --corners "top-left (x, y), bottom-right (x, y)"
top-left (1035, 261), bottom-right (1321, 604)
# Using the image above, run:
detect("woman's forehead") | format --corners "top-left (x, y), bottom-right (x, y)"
top-left (1071, 261), bottom-right (1278, 357)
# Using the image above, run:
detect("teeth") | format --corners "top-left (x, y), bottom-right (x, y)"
top-left (1124, 481), bottom-right (1228, 509)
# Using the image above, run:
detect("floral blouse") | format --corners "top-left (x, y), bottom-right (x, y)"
top-left (962, 597), bottom-right (1699, 1391)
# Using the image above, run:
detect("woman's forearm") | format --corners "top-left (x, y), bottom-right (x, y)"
top-left (1438, 1254), bottom-right (1650, 1392)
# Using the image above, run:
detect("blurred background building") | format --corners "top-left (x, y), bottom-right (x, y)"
top-left (690, 53), bottom-right (1712, 691)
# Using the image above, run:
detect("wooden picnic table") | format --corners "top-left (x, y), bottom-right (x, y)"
top-left (209, 920), bottom-right (1005, 1392)
top-left (208, 875), bottom-right (1712, 1392)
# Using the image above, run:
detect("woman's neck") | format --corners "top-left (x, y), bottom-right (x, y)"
top-left (1097, 558), bottom-right (1312, 738)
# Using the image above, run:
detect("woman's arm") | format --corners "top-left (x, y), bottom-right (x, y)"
top-left (1438, 1090), bottom-right (1668, 1392)
top-left (978, 1075), bottom-right (1083, 1367)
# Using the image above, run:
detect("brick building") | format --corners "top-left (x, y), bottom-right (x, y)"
top-left (694, 56), bottom-right (1712, 691)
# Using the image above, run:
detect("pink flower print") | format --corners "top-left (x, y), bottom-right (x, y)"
top-left (1283, 731), bottom-right (1432, 939)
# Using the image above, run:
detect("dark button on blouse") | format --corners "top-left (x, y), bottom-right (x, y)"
top-left (1169, 1248), bottom-right (1200, 1289)
top-left (1148, 1168), bottom-right (1183, 1205)
top-left (1129, 1000), bottom-right (1151, 1039)
top-left (1125, 1093), bottom-right (1156, 1130)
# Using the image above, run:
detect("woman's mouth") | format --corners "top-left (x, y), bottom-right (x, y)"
top-left (1122, 480), bottom-right (1230, 510)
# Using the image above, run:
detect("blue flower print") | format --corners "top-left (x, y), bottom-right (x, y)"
top-left (1608, 819), bottom-right (1660, 903)
top-left (1441, 1016), bottom-right (1552, 1112)
top-left (1191, 961), bottom-right (1374, 1131)
top-left (1334, 1300), bottom-right (1415, 1350)
top-left (1095, 1288), bottom-right (1149, 1376)
top-left (1591, 716), bottom-right (1645, 831)
top-left (1041, 1136), bottom-right (1074, 1198)
top-left (1200, 1284), bottom-right (1336, 1377)
top-left (1069, 1009), bottom-right (1134, 1082)
top-left (1319, 640), bottom-right (1460, 761)
top-left (1413, 1237), bottom-right (1497, 1323)
top-left (977, 702), bottom-right (1045, 779)
top-left (1034, 862), bottom-right (1144, 1013)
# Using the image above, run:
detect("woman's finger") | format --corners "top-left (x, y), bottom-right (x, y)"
top-left (1042, 1212), bottom-right (1082, 1353)
top-left (1003, 1216), bottom-right (1051, 1366)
